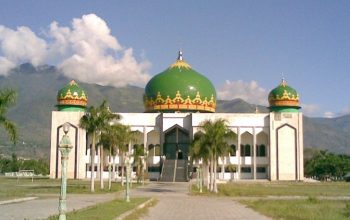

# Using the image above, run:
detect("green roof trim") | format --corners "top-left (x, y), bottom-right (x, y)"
top-left (57, 105), bottom-right (86, 112)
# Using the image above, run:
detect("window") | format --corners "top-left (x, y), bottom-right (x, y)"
top-left (225, 165), bottom-right (237, 172)
top-left (230, 144), bottom-right (236, 156)
top-left (241, 167), bottom-right (251, 173)
top-left (257, 167), bottom-right (266, 173)
top-left (240, 144), bottom-right (251, 156)
top-left (256, 144), bottom-right (266, 157)
top-left (148, 166), bottom-right (160, 172)
top-left (154, 144), bottom-right (160, 156)
top-left (86, 164), bottom-right (98, 171)
top-left (148, 144), bottom-right (155, 151)
top-left (148, 144), bottom-right (160, 156)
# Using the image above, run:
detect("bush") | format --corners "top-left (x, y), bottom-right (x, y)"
top-left (0, 154), bottom-right (49, 175)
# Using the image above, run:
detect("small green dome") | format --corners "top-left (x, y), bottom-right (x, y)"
top-left (144, 51), bottom-right (216, 113)
top-left (268, 79), bottom-right (300, 112)
top-left (57, 80), bottom-right (88, 112)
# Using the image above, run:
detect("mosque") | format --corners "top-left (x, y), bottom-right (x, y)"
top-left (49, 51), bottom-right (304, 181)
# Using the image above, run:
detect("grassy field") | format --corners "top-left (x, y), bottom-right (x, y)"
top-left (242, 198), bottom-right (350, 220)
top-left (217, 181), bottom-right (350, 197)
top-left (123, 198), bottom-right (158, 220)
top-left (0, 176), bottom-right (126, 201)
top-left (192, 181), bottom-right (350, 220)
top-left (47, 197), bottom-right (149, 220)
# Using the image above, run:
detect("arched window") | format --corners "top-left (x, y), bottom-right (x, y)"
top-left (230, 144), bottom-right (236, 156)
top-left (256, 144), bottom-right (266, 157)
top-left (154, 144), bottom-right (160, 156)
top-left (148, 144), bottom-right (155, 156)
top-left (240, 144), bottom-right (251, 156)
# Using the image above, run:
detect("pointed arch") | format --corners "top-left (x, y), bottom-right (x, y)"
top-left (55, 122), bottom-right (78, 179)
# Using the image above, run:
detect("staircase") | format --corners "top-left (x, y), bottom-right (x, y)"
top-left (175, 159), bottom-right (188, 182)
top-left (160, 159), bottom-right (188, 182)
top-left (160, 159), bottom-right (176, 182)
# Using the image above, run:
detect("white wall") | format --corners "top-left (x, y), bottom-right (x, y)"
top-left (50, 111), bottom-right (86, 179)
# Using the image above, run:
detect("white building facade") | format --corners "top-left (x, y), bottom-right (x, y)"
top-left (50, 52), bottom-right (304, 181)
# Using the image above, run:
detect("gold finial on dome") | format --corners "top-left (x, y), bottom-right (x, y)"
top-left (69, 80), bottom-right (77, 86)
top-left (178, 50), bottom-right (183, 61)
top-left (170, 50), bottom-right (191, 69)
top-left (280, 78), bottom-right (287, 87)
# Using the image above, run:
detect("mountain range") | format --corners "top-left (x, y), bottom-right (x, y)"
top-left (0, 63), bottom-right (349, 158)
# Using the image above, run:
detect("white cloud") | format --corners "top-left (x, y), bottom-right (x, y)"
top-left (0, 25), bottom-right (47, 73)
top-left (0, 14), bottom-right (151, 87)
top-left (339, 107), bottom-right (350, 116)
top-left (0, 57), bottom-right (15, 75)
top-left (323, 111), bottom-right (335, 118)
top-left (301, 103), bottom-right (320, 116)
top-left (54, 14), bottom-right (150, 87)
top-left (324, 107), bottom-right (350, 118)
top-left (217, 80), bottom-right (268, 105)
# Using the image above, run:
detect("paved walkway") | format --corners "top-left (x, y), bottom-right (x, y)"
top-left (0, 182), bottom-right (273, 220)
top-left (133, 182), bottom-right (272, 220)
top-left (0, 193), bottom-right (117, 220)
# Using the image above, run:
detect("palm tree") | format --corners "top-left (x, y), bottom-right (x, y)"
top-left (97, 103), bottom-right (119, 190)
top-left (190, 119), bottom-right (235, 193)
top-left (190, 131), bottom-right (209, 193)
top-left (100, 123), bottom-right (123, 190)
top-left (133, 143), bottom-right (145, 184)
top-left (0, 88), bottom-right (18, 144)
top-left (114, 124), bottom-right (132, 186)
top-left (79, 100), bottom-right (118, 192)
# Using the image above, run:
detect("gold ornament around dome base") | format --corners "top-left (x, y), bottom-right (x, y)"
top-left (268, 79), bottom-right (300, 108)
top-left (58, 89), bottom-right (88, 106)
top-left (268, 89), bottom-right (300, 107)
top-left (57, 80), bottom-right (88, 107)
top-left (144, 90), bottom-right (216, 113)
top-left (270, 99), bottom-right (300, 107)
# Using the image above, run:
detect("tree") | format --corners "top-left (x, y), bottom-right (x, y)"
top-left (305, 150), bottom-right (350, 181)
top-left (0, 88), bottom-right (18, 144)
top-left (112, 124), bottom-right (132, 186)
top-left (133, 143), bottom-right (145, 184)
top-left (96, 104), bottom-right (119, 190)
top-left (79, 100), bottom-right (118, 192)
top-left (190, 119), bottom-right (235, 193)
top-left (100, 123), bottom-right (123, 190)
top-left (190, 131), bottom-right (209, 193)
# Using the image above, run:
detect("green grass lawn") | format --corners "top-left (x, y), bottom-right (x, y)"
top-left (217, 181), bottom-right (350, 197)
top-left (47, 197), bottom-right (149, 220)
top-left (0, 176), bottom-right (127, 201)
top-left (123, 198), bottom-right (158, 220)
top-left (242, 198), bottom-right (350, 220)
top-left (192, 181), bottom-right (350, 220)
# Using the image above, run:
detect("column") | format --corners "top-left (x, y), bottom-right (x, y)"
top-left (143, 126), bottom-right (148, 183)
top-left (143, 126), bottom-right (147, 153)
top-left (253, 127), bottom-right (256, 180)
top-left (237, 127), bottom-right (241, 180)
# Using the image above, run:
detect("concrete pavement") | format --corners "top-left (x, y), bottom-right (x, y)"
top-left (133, 182), bottom-right (272, 220)
top-left (0, 193), bottom-right (117, 220)
top-left (0, 182), bottom-right (273, 220)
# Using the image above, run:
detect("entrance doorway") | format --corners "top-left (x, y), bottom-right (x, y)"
top-left (163, 125), bottom-right (190, 160)
top-left (177, 150), bottom-right (183, 159)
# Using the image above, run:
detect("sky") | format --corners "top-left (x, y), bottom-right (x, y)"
top-left (0, 0), bottom-right (349, 118)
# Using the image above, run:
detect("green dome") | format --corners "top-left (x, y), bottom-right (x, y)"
top-left (57, 80), bottom-right (88, 112)
top-left (268, 79), bottom-right (300, 112)
top-left (144, 51), bottom-right (216, 113)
